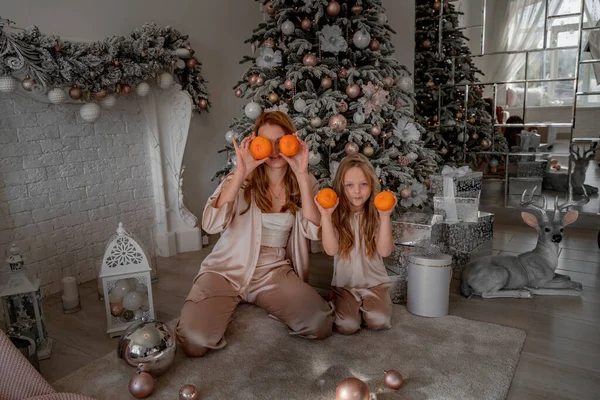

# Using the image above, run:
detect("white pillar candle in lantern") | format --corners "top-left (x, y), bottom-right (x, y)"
top-left (0, 244), bottom-right (52, 359)
top-left (100, 222), bottom-right (156, 337)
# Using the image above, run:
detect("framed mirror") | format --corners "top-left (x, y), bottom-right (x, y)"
top-left (446, 0), bottom-right (600, 216)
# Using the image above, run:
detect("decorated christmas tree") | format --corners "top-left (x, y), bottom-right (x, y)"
top-left (414, 0), bottom-right (507, 166)
top-left (215, 0), bottom-right (439, 210)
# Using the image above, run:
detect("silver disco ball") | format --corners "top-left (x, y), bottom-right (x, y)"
top-left (117, 318), bottom-right (177, 377)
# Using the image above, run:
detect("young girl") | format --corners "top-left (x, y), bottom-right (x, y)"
top-left (316, 154), bottom-right (396, 335)
top-left (177, 111), bottom-right (334, 357)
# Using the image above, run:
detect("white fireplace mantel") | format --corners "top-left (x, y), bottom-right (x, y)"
top-left (139, 85), bottom-right (202, 256)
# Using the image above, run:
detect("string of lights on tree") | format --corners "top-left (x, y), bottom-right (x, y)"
top-left (414, 0), bottom-right (507, 167)
top-left (0, 18), bottom-right (210, 122)
top-left (214, 0), bottom-right (439, 210)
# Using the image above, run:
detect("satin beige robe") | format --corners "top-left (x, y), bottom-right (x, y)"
top-left (187, 175), bottom-right (320, 302)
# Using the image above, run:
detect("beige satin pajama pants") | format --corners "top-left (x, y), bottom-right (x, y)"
top-left (332, 284), bottom-right (392, 335)
top-left (176, 249), bottom-right (334, 357)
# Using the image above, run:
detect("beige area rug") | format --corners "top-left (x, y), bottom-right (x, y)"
top-left (53, 305), bottom-right (526, 400)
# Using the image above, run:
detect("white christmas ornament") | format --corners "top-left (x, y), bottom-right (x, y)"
top-left (100, 94), bottom-right (117, 109)
top-left (281, 20), bottom-right (295, 35)
top-left (225, 130), bottom-right (235, 143)
top-left (293, 98), bottom-right (307, 112)
top-left (353, 112), bottom-right (366, 124)
top-left (308, 151), bottom-right (322, 166)
top-left (377, 14), bottom-right (388, 26)
top-left (47, 88), bottom-right (68, 104)
top-left (135, 82), bottom-right (151, 97)
top-left (176, 59), bottom-right (186, 69)
top-left (310, 116), bottom-right (322, 128)
top-left (158, 72), bottom-right (174, 89)
top-left (244, 102), bottom-right (263, 119)
top-left (123, 291), bottom-right (143, 311)
top-left (407, 152), bottom-right (419, 162)
top-left (0, 76), bottom-right (18, 93)
top-left (80, 103), bottom-right (102, 123)
top-left (175, 48), bottom-right (191, 58)
top-left (397, 76), bottom-right (413, 91)
top-left (353, 30), bottom-right (371, 49)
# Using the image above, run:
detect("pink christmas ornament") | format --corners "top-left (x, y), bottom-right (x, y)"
top-left (303, 54), bottom-right (318, 67)
top-left (346, 84), bottom-right (361, 99)
top-left (327, 1), bottom-right (341, 16)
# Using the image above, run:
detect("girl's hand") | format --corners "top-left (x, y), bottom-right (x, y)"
top-left (281, 132), bottom-right (309, 176)
top-left (377, 194), bottom-right (397, 218)
top-left (232, 133), bottom-right (267, 179)
top-left (315, 195), bottom-right (338, 217)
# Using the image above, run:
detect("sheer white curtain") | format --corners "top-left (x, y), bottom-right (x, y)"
top-left (490, 0), bottom-right (561, 83)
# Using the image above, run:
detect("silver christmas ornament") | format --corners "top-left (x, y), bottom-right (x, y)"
top-left (310, 116), bottom-right (322, 128)
top-left (176, 59), bottom-right (186, 69)
top-left (80, 103), bottom-right (102, 123)
top-left (21, 76), bottom-right (35, 91)
top-left (47, 88), bottom-right (68, 104)
top-left (158, 72), bottom-right (174, 89)
top-left (353, 112), bottom-right (365, 124)
top-left (353, 30), bottom-right (371, 49)
top-left (225, 131), bottom-right (235, 143)
top-left (0, 76), bottom-right (18, 93)
top-left (244, 102), bottom-right (263, 119)
top-left (118, 319), bottom-right (177, 377)
top-left (100, 94), bottom-right (117, 109)
top-left (377, 14), bottom-right (388, 26)
top-left (175, 48), bottom-right (191, 58)
top-left (397, 76), bottom-right (413, 91)
top-left (135, 82), bottom-right (151, 97)
top-left (294, 98), bottom-right (307, 112)
top-left (308, 151), bottom-right (322, 166)
top-left (281, 20), bottom-right (295, 35)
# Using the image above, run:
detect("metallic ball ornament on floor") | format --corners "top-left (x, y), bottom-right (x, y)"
top-left (129, 371), bottom-right (154, 399)
top-left (179, 384), bottom-right (199, 400)
top-left (327, 1), bottom-right (341, 16)
top-left (335, 377), bottom-right (370, 400)
top-left (118, 319), bottom-right (177, 377)
top-left (384, 370), bottom-right (403, 390)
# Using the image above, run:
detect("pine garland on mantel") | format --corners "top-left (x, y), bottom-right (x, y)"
top-left (0, 17), bottom-right (210, 116)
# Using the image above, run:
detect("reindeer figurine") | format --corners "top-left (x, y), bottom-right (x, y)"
top-left (461, 186), bottom-right (588, 299)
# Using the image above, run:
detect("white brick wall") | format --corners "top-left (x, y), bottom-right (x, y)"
top-left (0, 95), bottom-right (156, 297)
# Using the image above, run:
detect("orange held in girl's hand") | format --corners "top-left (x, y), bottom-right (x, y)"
top-left (374, 191), bottom-right (396, 211)
top-left (279, 134), bottom-right (299, 157)
top-left (316, 188), bottom-right (338, 209)
top-left (249, 136), bottom-right (272, 160)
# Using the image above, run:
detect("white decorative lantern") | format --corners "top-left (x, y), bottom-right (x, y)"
top-left (0, 244), bottom-right (52, 360)
top-left (80, 102), bottom-right (102, 122)
top-left (100, 223), bottom-right (155, 337)
top-left (47, 88), bottom-right (68, 104)
top-left (158, 72), bottom-right (174, 89)
top-left (0, 75), bottom-right (18, 93)
top-left (135, 81), bottom-right (151, 97)
top-left (100, 94), bottom-right (117, 109)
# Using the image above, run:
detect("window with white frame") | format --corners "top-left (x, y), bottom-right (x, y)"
top-left (502, 0), bottom-right (600, 107)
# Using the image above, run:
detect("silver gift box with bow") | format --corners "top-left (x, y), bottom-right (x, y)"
top-left (429, 166), bottom-right (483, 199)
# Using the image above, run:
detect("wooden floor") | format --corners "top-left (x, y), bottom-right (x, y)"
top-left (2, 224), bottom-right (599, 399)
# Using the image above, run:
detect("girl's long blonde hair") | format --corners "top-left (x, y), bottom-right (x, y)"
top-left (332, 154), bottom-right (381, 259)
top-left (240, 111), bottom-right (301, 215)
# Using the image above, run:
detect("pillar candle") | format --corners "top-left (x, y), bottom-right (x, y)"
top-left (61, 276), bottom-right (79, 300)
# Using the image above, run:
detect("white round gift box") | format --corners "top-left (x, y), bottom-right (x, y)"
top-left (407, 253), bottom-right (453, 318)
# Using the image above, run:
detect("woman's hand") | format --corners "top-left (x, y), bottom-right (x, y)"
top-left (232, 133), bottom-right (267, 179)
top-left (281, 132), bottom-right (309, 176)
top-left (315, 195), bottom-right (338, 218)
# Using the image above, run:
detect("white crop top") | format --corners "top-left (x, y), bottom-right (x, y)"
top-left (261, 212), bottom-right (294, 248)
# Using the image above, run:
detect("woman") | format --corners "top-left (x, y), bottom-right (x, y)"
top-left (176, 111), bottom-right (334, 357)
